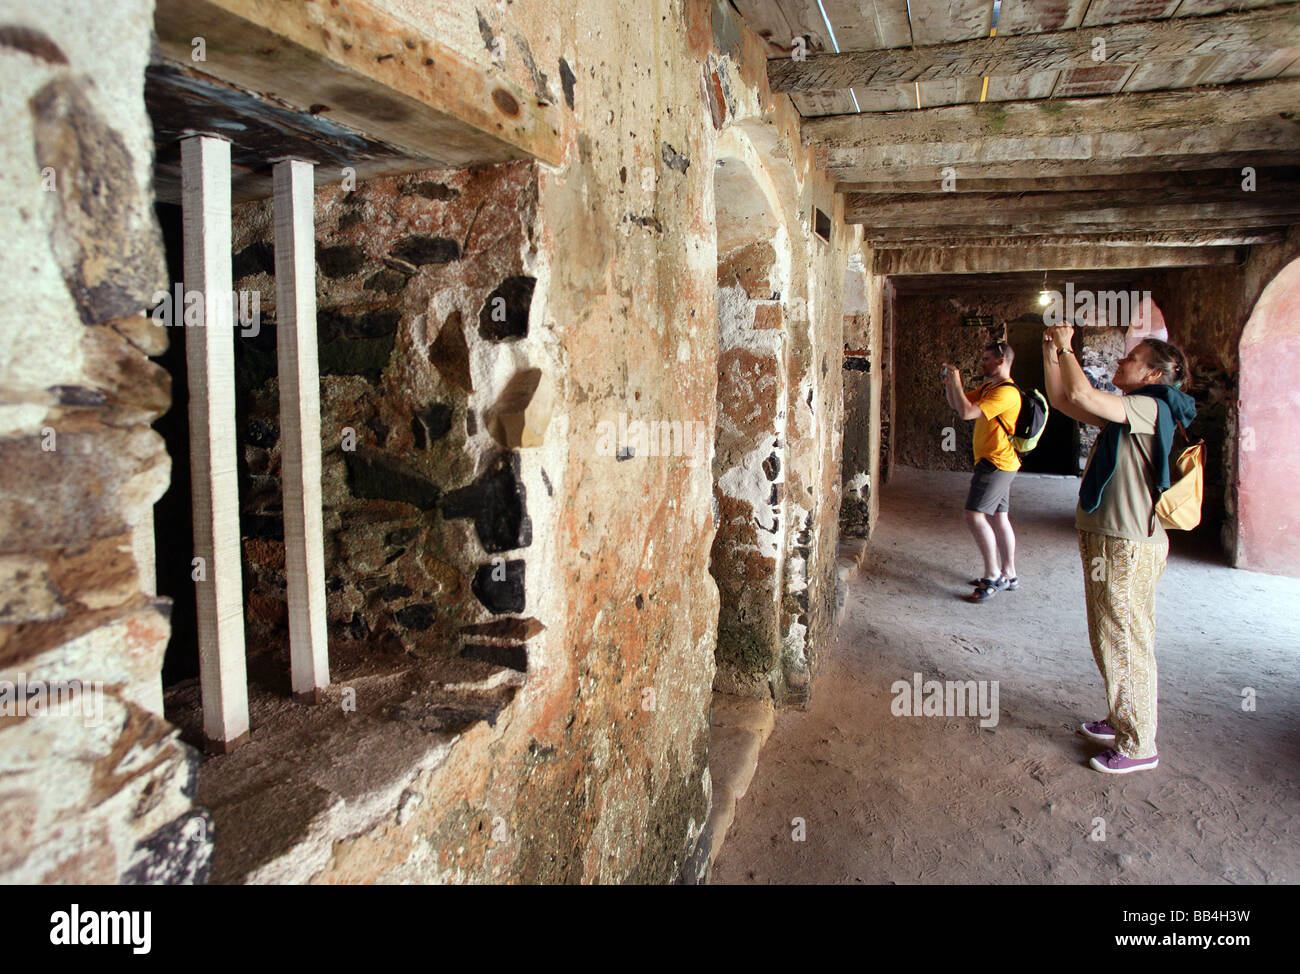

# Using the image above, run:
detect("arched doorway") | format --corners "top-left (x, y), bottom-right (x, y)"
top-left (710, 126), bottom-right (791, 699)
top-left (1237, 256), bottom-right (1300, 576)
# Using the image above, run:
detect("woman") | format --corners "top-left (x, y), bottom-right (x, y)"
top-left (1042, 325), bottom-right (1196, 774)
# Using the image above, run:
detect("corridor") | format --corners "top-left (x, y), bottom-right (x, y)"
top-left (713, 466), bottom-right (1300, 884)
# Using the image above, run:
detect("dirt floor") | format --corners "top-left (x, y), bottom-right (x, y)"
top-left (712, 466), bottom-right (1300, 885)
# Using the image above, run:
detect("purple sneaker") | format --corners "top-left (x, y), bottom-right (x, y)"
top-left (1089, 749), bottom-right (1158, 774)
top-left (1080, 719), bottom-right (1117, 743)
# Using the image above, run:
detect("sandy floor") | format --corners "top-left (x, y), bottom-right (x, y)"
top-left (712, 466), bottom-right (1300, 885)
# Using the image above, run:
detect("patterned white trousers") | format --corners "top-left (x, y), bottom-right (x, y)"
top-left (1077, 530), bottom-right (1168, 759)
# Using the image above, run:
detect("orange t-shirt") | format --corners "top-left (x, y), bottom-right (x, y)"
top-left (966, 381), bottom-right (1021, 472)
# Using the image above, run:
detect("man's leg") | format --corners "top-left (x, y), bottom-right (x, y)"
top-left (963, 510), bottom-right (1001, 580)
top-left (991, 512), bottom-right (1016, 580)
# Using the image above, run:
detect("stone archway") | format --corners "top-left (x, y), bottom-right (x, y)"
top-left (1237, 256), bottom-right (1300, 576)
top-left (710, 125), bottom-right (792, 700)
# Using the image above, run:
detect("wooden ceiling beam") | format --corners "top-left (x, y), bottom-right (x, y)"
top-left (859, 216), bottom-right (1298, 238)
top-left (805, 80), bottom-right (1300, 149)
top-left (865, 229), bottom-right (1285, 249)
top-left (847, 187), bottom-right (1300, 223)
top-left (871, 245), bottom-right (1247, 277)
top-left (826, 151), bottom-right (1300, 183)
top-left (823, 123), bottom-right (1299, 177)
top-left (837, 167), bottom-right (1300, 195)
top-left (771, 6), bottom-right (1300, 91)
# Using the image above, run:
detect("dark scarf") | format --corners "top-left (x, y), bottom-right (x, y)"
top-left (1079, 384), bottom-right (1197, 514)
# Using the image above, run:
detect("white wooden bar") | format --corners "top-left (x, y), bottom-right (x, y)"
top-left (272, 159), bottom-right (330, 702)
top-left (181, 135), bottom-right (250, 753)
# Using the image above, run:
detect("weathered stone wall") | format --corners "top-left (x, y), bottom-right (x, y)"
top-left (0, 2), bottom-right (208, 883)
top-left (2, 0), bottom-right (860, 884)
top-left (712, 233), bottom-right (788, 699)
top-left (891, 289), bottom-right (1121, 475)
top-left (222, 163), bottom-right (543, 682)
top-left (891, 292), bottom-right (1016, 473)
top-left (705, 4), bottom-right (859, 708)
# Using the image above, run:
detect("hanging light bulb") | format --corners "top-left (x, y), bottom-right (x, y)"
top-left (1037, 271), bottom-right (1052, 307)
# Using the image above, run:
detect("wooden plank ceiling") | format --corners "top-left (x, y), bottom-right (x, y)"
top-left (736, 0), bottom-right (1300, 266)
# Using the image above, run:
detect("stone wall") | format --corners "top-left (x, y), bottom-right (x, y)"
top-left (1143, 227), bottom-right (1300, 560)
top-left (890, 289), bottom-right (1122, 476)
top-left (0, 2), bottom-right (209, 883)
top-left (840, 254), bottom-right (872, 537)
top-left (891, 292), bottom-right (1017, 473)
top-left (712, 235), bottom-right (789, 699)
top-left (2, 0), bottom-right (862, 885)
top-left (219, 162), bottom-right (544, 684)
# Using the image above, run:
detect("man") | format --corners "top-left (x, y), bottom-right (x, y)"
top-left (942, 341), bottom-right (1022, 602)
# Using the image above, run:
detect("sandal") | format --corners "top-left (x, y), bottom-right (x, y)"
top-left (966, 577), bottom-right (1001, 602)
top-left (967, 575), bottom-right (1018, 591)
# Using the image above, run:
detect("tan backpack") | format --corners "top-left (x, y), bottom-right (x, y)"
top-left (1138, 422), bottom-right (1205, 533)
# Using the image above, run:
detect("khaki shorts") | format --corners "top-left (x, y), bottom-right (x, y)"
top-left (965, 458), bottom-right (1016, 514)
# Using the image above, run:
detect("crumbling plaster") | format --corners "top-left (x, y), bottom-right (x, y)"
top-left (1, 0), bottom-right (867, 884)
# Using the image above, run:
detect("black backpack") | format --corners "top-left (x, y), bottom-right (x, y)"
top-left (990, 380), bottom-right (1049, 455)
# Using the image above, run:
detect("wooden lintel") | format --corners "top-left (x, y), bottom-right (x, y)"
top-left (805, 80), bottom-right (1300, 149)
top-left (872, 245), bottom-right (1245, 277)
top-left (154, 0), bottom-right (562, 171)
top-left (867, 230), bottom-right (1284, 250)
top-left (863, 216), bottom-right (1295, 237)
top-left (847, 189), bottom-right (1300, 225)
top-left (837, 167), bottom-right (1300, 196)
top-left (826, 151), bottom-right (1300, 184)
top-left (771, 6), bottom-right (1300, 91)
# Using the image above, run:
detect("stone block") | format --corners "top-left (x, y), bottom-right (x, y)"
top-left (486, 369), bottom-right (552, 448)
top-left (0, 555), bottom-right (63, 623)
top-left (471, 560), bottom-right (525, 614)
top-left (411, 402), bottom-right (453, 448)
top-left (391, 235), bottom-right (460, 266)
top-left (441, 452), bottom-right (532, 552)
top-left (0, 427), bottom-right (168, 552)
top-left (752, 303), bottom-right (782, 330)
top-left (718, 240), bottom-right (776, 299)
top-left (478, 276), bottom-right (535, 342)
top-left (30, 77), bottom-right (166, 326)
